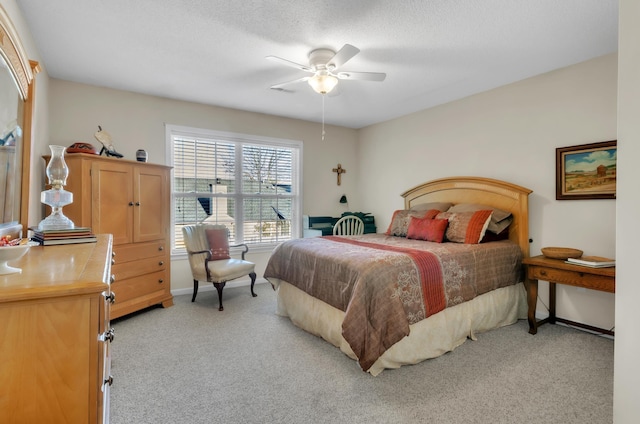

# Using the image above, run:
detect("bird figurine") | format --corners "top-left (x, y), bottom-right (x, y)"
top-left (94, 126), bottom-right (124, 158)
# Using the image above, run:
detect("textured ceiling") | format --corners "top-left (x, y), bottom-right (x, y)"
top-left (17, 0), bottom-right (618, 129)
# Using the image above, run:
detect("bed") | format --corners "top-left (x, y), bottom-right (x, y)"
top-left (264, 176), bottom-right (532, 375)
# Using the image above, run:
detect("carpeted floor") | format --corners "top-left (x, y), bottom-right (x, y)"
top-left (109, 283), bottom-right (613, 424)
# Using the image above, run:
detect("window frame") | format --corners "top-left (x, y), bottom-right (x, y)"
top-left (166, 124), bottom-right (303, 256)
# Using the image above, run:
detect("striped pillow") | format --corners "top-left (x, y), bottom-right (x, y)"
top-left (436, 210), bottom-right (493, 244)
top-left (446, 203), bottom-right (512, 234)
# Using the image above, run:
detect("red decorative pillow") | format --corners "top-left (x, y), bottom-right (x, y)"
top-left (386, 209), bottom-right (440, 237)
top-left (436, 210), bottom-right (493, 244)
top-left (205, 227), bottom-right (230, 260)
top-left (406, 217), bottom-right (449, 243)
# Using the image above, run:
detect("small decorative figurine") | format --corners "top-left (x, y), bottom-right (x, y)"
top-left (94, 126), bottom-right (124, 158)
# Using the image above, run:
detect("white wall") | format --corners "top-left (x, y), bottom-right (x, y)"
top-left (358, 54), bottom-right (618, 331)
top-left (614, 0), bottom-right (640, 422)
top-left (46, 80), bottom-right (359, 291)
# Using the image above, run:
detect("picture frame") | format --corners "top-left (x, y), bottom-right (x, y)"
top-left (556, 140), bottom-right (617, 200)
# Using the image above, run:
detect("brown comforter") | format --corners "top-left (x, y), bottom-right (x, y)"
top-left (264, 234), bottom-right (522, 371)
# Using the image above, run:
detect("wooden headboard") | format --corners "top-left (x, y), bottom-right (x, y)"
top-left (402, 176), bottom-right (532, 258)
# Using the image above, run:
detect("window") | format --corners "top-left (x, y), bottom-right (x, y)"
top-left (167, 125), bottom-right (302, 253)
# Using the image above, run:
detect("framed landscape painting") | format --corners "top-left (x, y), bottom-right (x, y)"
top-left (556, 140), bottom-right (617, 200)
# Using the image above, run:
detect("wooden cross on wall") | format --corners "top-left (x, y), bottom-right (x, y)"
top-left (332, 164), bottom-right (346, 186)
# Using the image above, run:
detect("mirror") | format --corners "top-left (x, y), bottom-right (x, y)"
top-left (0, 5), bottom-right (38, 238)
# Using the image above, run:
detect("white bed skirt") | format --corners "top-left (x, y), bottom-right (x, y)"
top-left (271, 279), bottom-right (528, 376)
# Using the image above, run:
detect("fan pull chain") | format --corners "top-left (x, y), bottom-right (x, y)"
top-left (321, 94), bottom-right (326, 141)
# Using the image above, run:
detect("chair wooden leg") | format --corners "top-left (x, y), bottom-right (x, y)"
top-left (213, 282), bottom-right (226, 311)
top-left (249, 272), bottom-right (257, 297)
top-left (191, 279), bottom-right (199, 302)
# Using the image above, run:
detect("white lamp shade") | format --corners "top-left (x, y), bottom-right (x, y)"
top-left (308, 73), bottom-right (338, 94)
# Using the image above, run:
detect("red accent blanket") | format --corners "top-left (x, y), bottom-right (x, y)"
top-left (264, 234), bottom-right (521, 371)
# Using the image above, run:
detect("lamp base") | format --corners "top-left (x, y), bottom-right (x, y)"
top-left (39, 188), bottom-right (75, 231)
top-left (38, 211), bottom-right (75, 231)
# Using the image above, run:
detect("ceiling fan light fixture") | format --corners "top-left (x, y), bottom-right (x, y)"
top-left (308, 72), bottom-right (338, 94)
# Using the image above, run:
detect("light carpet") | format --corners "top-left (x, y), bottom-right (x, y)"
top-left (109, 283), bottom-right (613, 424)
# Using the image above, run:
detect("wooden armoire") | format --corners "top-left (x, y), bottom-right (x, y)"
top-left (50, 153), bottom-right (173, 319)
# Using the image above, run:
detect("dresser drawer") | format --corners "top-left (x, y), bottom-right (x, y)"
top-left (114, 241), bottom-right (166, 263)
top-left (112, 256), bottom-right (167, 280)
top-left (112, 270), bottom-right (168, 301)
top-left (528, 266), bottom-right (615, 292)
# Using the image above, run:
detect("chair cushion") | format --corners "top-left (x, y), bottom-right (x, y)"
top-left (205, 227), bottom-right (230, 260)
top-left (207, 259), bottom-right (255, 282)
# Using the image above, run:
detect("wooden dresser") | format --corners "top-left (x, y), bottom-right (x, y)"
top-left (49, 153), bottom-right (173, 319)
top-left (0, 235), bottom-right (114, 423)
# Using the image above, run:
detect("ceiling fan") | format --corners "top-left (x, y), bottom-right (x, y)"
top-left (266, 44), bottom-right (386, 94)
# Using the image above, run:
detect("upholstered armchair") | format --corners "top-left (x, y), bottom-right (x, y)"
top-left (182, 224), bottom-right (257, 311)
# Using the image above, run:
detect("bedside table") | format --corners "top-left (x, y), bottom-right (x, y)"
top-left (522, 255), bottom-right (615, 335)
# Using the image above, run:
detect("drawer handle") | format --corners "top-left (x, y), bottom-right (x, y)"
top-left (158, 279), bottom-right (164, 284)
top-left (128, 202), bottom-right (134, 206)
top-left (111, 258), bottom-right (116, 265)
top-left (540, 270), bottom-right (547, 276)
top-left (158, 246), bottom-right (164, 251)
top-left (104, 376), bottom-right (114, 387)
top-left (110, 274), bottom-right (116, 283)
top-left (103, 292), bottom-right (116, 304)
top-left (159, 261), bottom-right (164, 266)
top-left (135, 202), bottom-right (141, 206)
top-left (100, 328), bottom-right (115, 343)
top-left (112, 251), bottom-right (116, 258)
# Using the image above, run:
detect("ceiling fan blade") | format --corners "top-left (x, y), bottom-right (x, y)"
top-left (266, 55), bottom-right (313, 72)
top-left (327, 44), bottom-right (360, 70)
top-left (336, 71), bottom-right (386, 81)
top-left (270, 76), bottom-right (310, 90)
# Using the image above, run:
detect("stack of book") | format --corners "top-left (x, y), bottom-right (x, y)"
top-left (566, 256), bottom-right (616, 268)
top-left (31, 227), bottom-right (97, 246)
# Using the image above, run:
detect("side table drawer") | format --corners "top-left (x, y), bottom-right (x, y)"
top-left (528, 266), bottom-right (615, 292)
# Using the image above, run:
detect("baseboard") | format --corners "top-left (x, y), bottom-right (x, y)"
top-left (534, 311), bottom-right (614, 340)
top-left (171, 277), bottom-right (270, 297)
